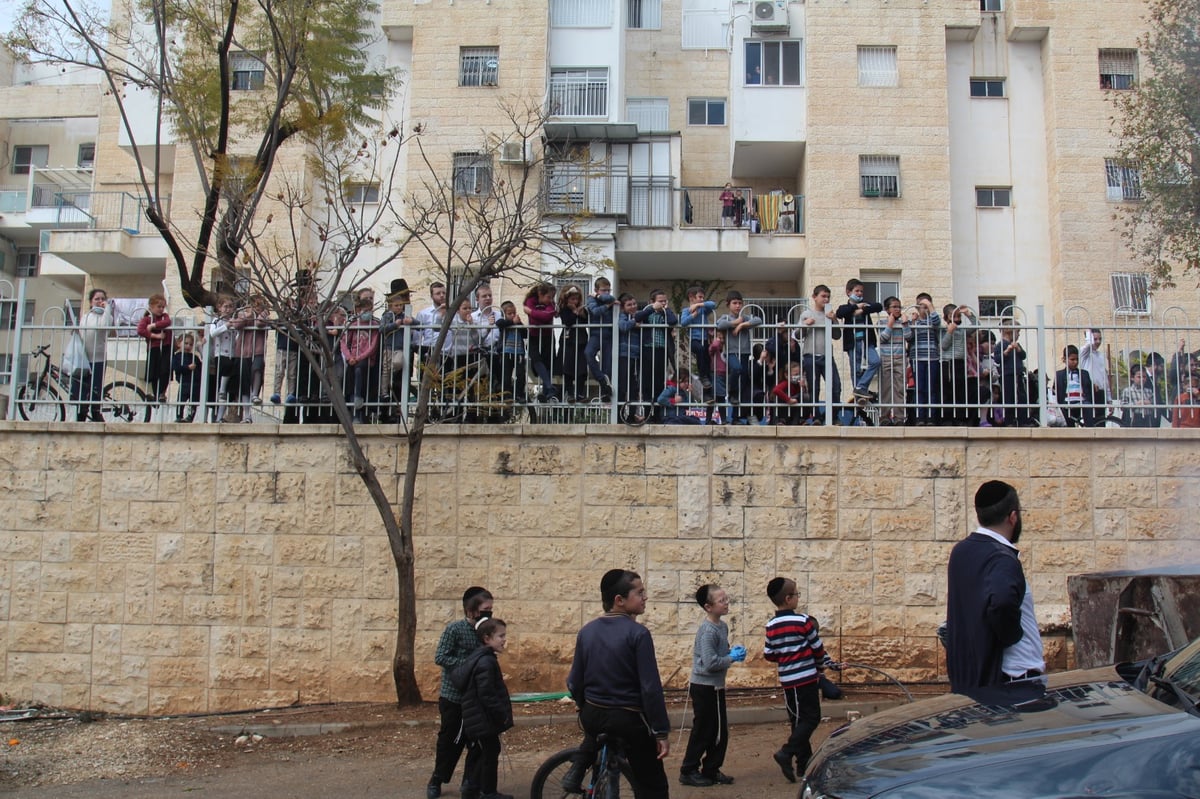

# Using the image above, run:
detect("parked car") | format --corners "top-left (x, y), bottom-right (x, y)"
top-left (800, 636), bottom-right (1200, 798)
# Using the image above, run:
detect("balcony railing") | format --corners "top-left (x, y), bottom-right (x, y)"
top-left (548, 73), bottom-right (609, 118)
top-left (40, 191), bottom-right (167, 235)
top-left (681, 187), bottom-right (804, 233)
top-left (544, 163), bottom-right (673, 226)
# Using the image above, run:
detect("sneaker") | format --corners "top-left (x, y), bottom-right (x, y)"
top-left (251, 396), bottom-right (262, 405)
top-left (426, 782), bottom-right (441, 799)
top-left (679, 771), bottom-right (715, 787)
top-left (241, 416), bottom-right (254, 424)
top-left (703, 771), bottom-right (735, 785)
top-left (270, 394), bottom-right (282, 405)
top-left (285, 394), bottom-right (296, 404)
top-left (560, 759), bottom-right (586, 793)
top-left (773, 750), bottom-right (796, 783)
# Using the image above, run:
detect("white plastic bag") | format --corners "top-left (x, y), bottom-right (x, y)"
top-left (62, 333), bottom-right (91, 377)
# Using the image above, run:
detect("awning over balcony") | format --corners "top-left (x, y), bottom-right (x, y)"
top-left (544, 122), bottom-right (641, 142)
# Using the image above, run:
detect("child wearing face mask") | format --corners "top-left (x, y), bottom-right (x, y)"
top-left (341, 297), bottom-right (380, 423)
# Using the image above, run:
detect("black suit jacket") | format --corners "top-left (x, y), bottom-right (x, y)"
top-left (946, 532), bottom-right (1026, 693)
top-left (1055, 367), bottom-right (1096, 426)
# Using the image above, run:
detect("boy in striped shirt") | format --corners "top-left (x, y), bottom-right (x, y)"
top-left (763, 577), bottom-right (828, 784)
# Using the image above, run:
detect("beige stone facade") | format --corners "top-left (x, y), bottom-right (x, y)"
top-left (1, 423), bottom-right (1196, 714)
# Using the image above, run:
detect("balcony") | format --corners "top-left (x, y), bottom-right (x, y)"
top-left (40, 191), bottom-right (172, 277)
top-left (0, 168), bottom-right (96, 247)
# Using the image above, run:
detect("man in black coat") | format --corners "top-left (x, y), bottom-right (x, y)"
top-left (946, 481), bottom-right (1044, 694)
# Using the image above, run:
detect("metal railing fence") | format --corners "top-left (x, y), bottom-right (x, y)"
top-left (5, 302), bottom-right (1200, 429)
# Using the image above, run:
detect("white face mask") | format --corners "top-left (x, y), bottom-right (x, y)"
top-left (90, 305), bottom-right (105, 315)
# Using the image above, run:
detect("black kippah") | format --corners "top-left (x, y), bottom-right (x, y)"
top-left (974, 480), bottom-right (1013, 509)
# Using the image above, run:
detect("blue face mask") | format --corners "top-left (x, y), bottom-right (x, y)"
top-left (90, 305), bottom-right (105, 315)
top-left (850, 293), bottom-right (863, 303)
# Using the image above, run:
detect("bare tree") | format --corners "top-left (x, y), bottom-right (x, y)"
top-left (9, 0), bottom-right (597, 704)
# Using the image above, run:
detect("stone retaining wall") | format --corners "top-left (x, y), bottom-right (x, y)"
top-left (0, 422), bottom-right (1196, 714)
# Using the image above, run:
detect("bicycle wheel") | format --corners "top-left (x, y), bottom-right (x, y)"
top-left (619, 400), bottom-right (651, 427)
top-left (101, 381), bottom-right (152, 423)
top-left (529, 747), bottom-right (637, 799)
top-left (16, 381), bottom-right (65, 422)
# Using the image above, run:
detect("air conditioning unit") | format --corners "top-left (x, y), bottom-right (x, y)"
top-left (751, 1), bottom-right (789, 32)
top-left (499, 141), bottom-right (531, 165)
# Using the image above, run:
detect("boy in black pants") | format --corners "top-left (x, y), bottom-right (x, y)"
top-left (565, 570), bottom-right (671, 798)
top-left (680, 584), bottom-right (745, 786)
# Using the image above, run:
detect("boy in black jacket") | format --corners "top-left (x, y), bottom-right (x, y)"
top-left (451, 618), bottom-right (514, 799)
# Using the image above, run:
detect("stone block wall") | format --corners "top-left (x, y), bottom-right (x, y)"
top-left (0, 422), bottom-right (1196, 714)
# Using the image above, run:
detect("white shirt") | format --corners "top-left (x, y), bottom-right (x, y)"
top-left (414, 304), bottom-right (443, 348)
top-left (1079, 334), bottom-right (1109, 400)
top-left (973, 527), bottom-right (1046, 677)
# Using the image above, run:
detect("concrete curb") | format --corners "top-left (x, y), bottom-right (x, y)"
top-left (213, 699), bottom-right (905, 739)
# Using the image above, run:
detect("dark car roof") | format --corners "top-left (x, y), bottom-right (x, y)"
top-left (806, 668), bottom-right (1200, 799)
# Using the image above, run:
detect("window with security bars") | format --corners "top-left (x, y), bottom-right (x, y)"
top-left (977, 296), bottom-right (1016, 320)
top-left (860, 155), bottom-right (900, 198)
top-left (459, 47), bottom-right (499, 87)
top-left (1099, 49), bottom-right (1137, 90)
top-left (77, 143), bottom-right (95, 169)
top-left (1105, 158), bottom-right (1142, 201)
top-left (858, 46), bottom-right (898, 87)
top-left (1111, 273), bottom-right (1150, 315)
top-left (687, 98), bottom-right (726, 126)
top-left (230, 52), bottom-right (265, 91)
top-left (628, 0), bottom-right (661, 29)
top-left (453, 152), bottom-right (493, 196)
top-left (551, 0), bottom-right (613, 27)
top-left (976, 187), bottom-right (1011, 207)
top-left (344, 183), bottom-right (380, 204)
top-left (969, 78), bottom-right (1005, 97)
top-left (744, 40), bottom-right (804, 86)
top-left (858, 273), bottom-right (900, 306)
top-left (980, 0), bottom-right (1002, 10)
top-left (626, 98), bottom-right (670, 132)
top-left (549, 68), bottom-right (609, 117)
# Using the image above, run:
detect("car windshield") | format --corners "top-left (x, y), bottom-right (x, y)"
top-left (1148, 637), bottom-right (1200, 715)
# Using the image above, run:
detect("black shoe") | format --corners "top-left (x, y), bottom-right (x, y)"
top-left (561, 759), bottom-right (586, 793)
top-left (425, 781), bottom-right (441, 799)
top-left (703, 771), bottom-right (735, 785)
top-left (461, 781), bottom-right (480, 799)
top-left (679, 771), bottom-right (715, 787)
top-left (773, 750), bottom-right (796, 783)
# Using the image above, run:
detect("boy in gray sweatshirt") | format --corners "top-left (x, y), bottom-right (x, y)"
top-left (680, 584), bottom-right (746, 787)
top-left (716, 291), bottom-right (763, 422)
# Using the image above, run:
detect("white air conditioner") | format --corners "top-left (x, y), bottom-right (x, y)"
top-left (499, 141), bottom-right (531, 165)
top-left (751, 1), bottom-right (789, 31)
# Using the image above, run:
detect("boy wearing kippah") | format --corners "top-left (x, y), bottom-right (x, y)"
top-left (763, 577), bottom-right (828, 784)
top-left (680, 584), bottom-right (745, 787)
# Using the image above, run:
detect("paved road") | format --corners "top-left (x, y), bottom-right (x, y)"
top-left (5, 720), bottom-right (822, 799)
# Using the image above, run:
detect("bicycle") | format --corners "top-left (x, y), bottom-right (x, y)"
top-left (425, 354), bottom-right (536, 425)
top-left (15, 343), bottom-right (153, 423)
top-left (529, 734), bottom-right (638, 799)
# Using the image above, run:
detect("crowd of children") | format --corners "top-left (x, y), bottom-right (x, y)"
top-left (77, 276), bottom-right (1199, 428)
top-left (428, 573), bottom-right (836, 798)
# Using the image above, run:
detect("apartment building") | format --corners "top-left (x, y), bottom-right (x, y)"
top-left (3, 0), bottom-right (1187, 385)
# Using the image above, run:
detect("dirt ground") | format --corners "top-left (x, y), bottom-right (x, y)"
top-left (0, 687), bottom-right (927, 798)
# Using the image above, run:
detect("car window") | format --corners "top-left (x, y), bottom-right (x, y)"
top-left (1165, 638), bottom-right (1200, 698)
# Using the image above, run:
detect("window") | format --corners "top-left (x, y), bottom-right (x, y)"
top-left (859, 155), bottom-right (900, 198)
top-left (231, 52), bottom-right (265, 91)
top-left (980, 0), bottom-right (1002, 10)
top-left (550, 0), bottom-right (612, 27)
top-left (858, 46), bottom-right (898, 87)
top-left (859, 273), bottom-right (901, 306)
top-left (626, 97), bottom-right (670, 132)
top-left (1105, 158), bottom-right (1142, 201)
top-left (549, 68), bottom-right (609, 117)
top-left (743, 40), bottom-right (805, 86)
top-left (1099, 49), bottom-right (1137, 90)
top-left (687, 98), bottom-right (726, 126)
top-left (976, 187), bottom-right (1012, 207)
top-left (12, 145), bottom-right (48, 175)
top-left (77, 143), bottom-right (96, 169)
top-left (978, 296), bottom-right (1016, 319)
top-left (453, 152), bottom-right (493, 196)
top-left (627, 0), bottom-right (661, 29)
top-left (344, 183), bottom-right (380, 204)
top-left (969, 78), bottom-right (1005, 97)
top-left (459, 47), bottom-right (499, 87)
top-left (16, 250), bottom-right (38, 278)
top-left (1111, 273), bottom-right (1150, 315)
top-left (0, 354), bottom-right (11, 386)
